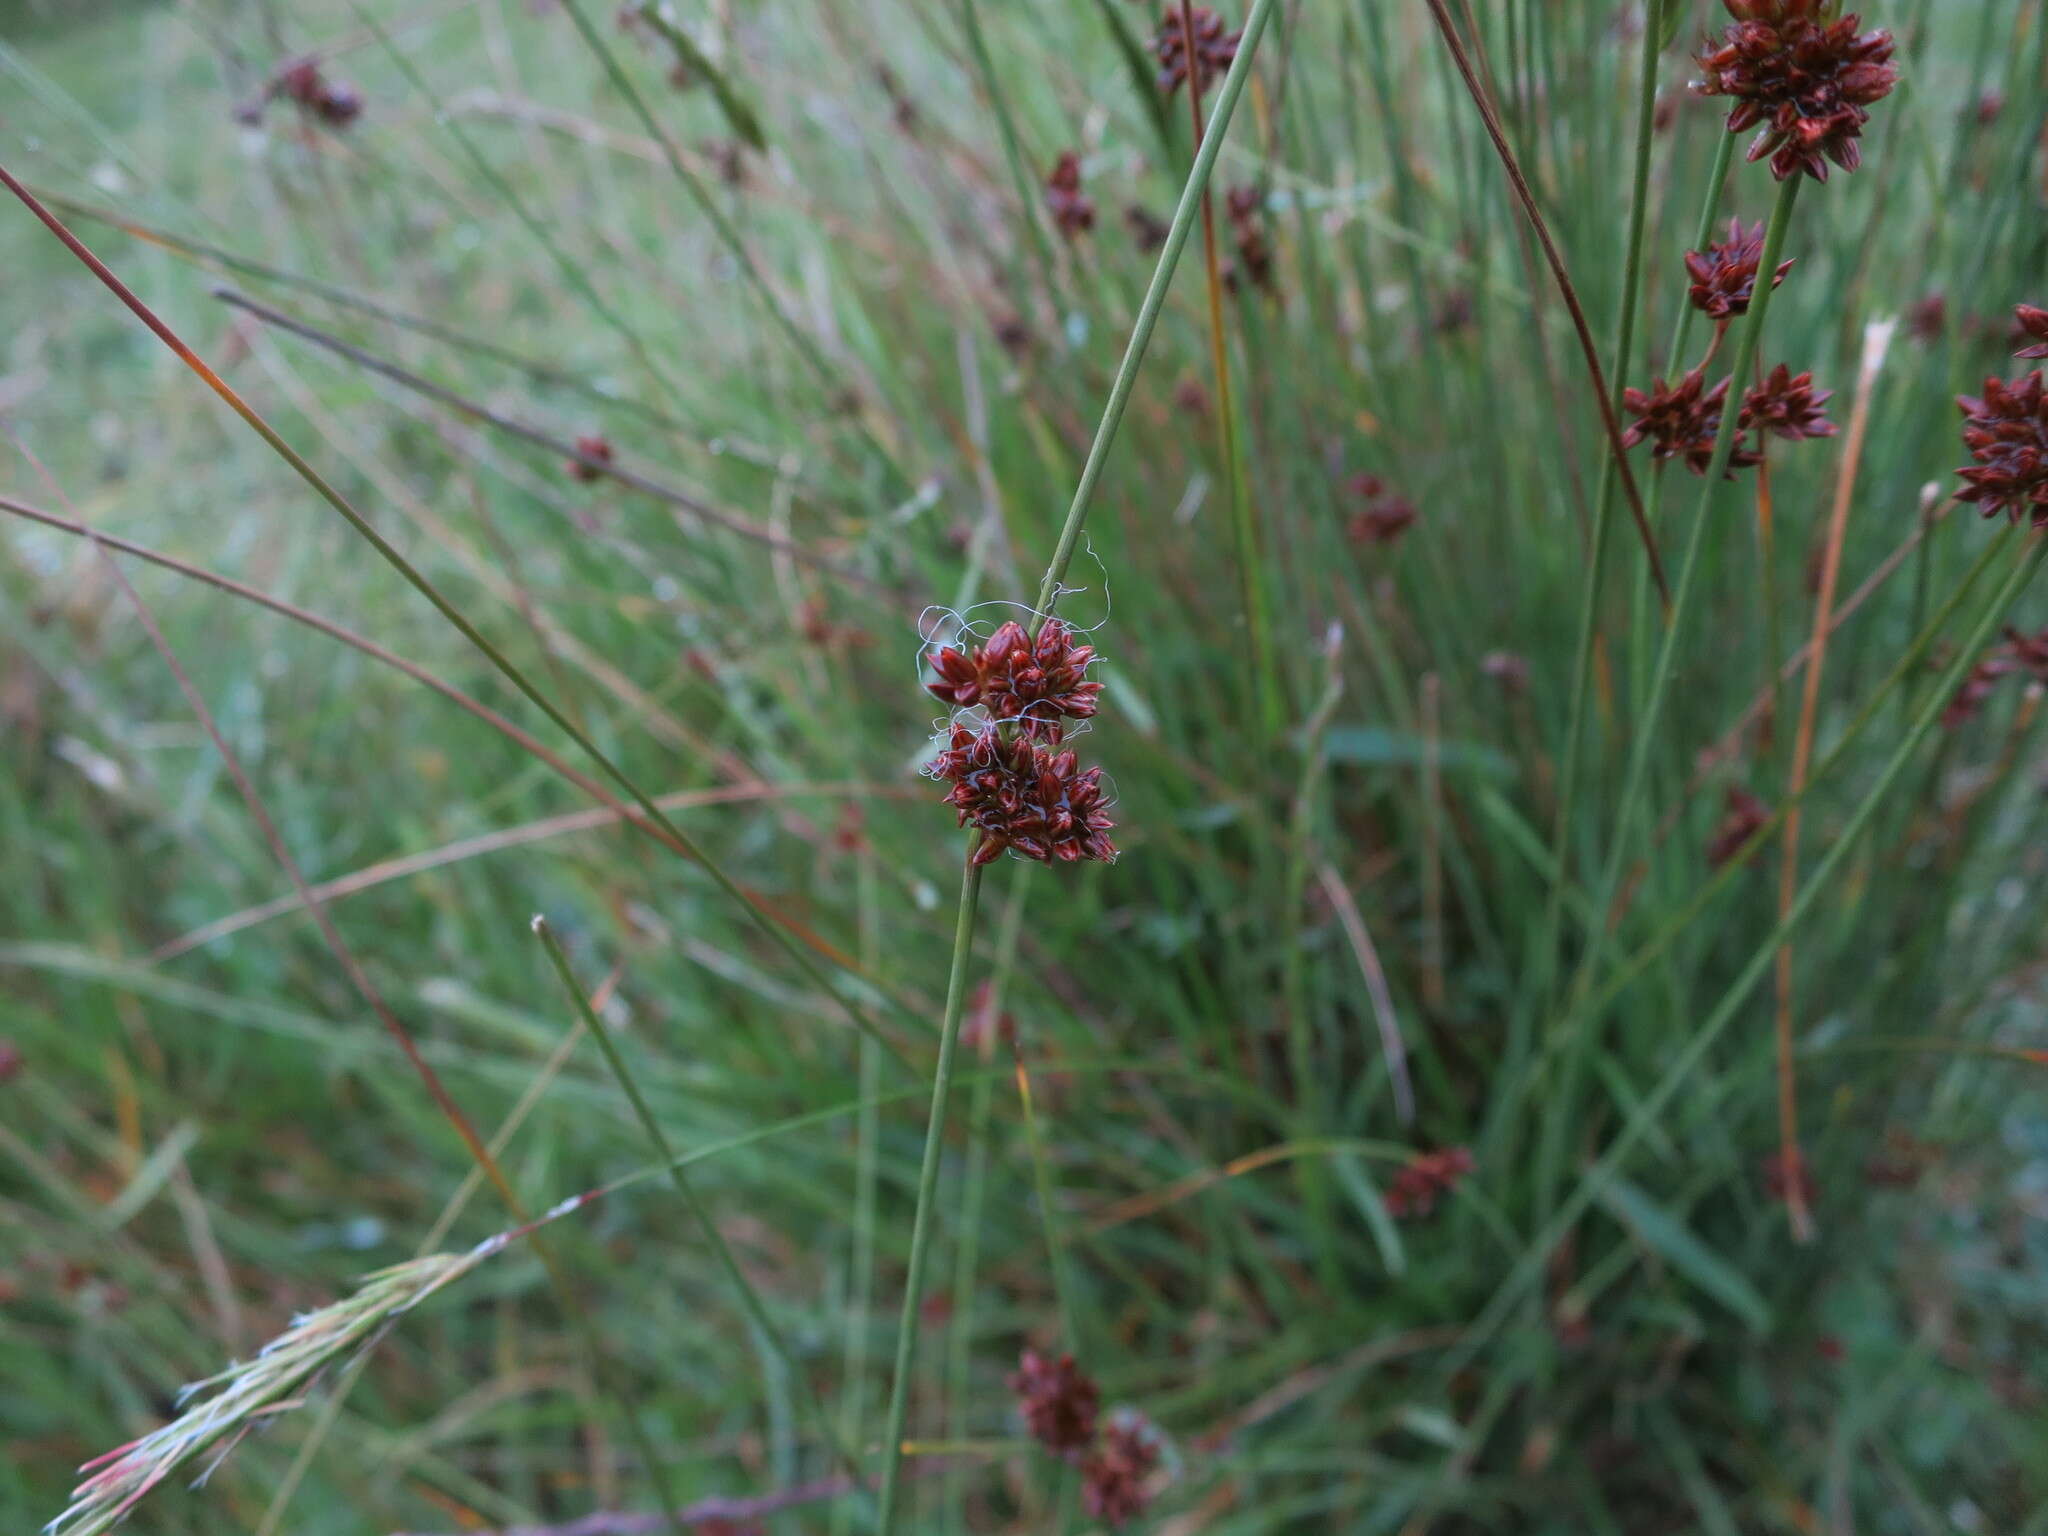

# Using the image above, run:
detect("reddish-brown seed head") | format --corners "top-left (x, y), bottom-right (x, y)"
top-left (1045, 151), bottom-right (1096, 240)
top-left (1693, 2), bottom-right (1898, 182)
top-left (568, 434), bottom-right (615, 483)
top-left (1622, 369), bottom-right (1761, 477)
top-left (925, 618), bottom-right (1103, 737)
top-left (1955, 372), bottom-right (2048, 526)
top-left (1081, 1416), bottom-right (1163, 1527)
top-left (1741, 364), bottom-right (1837, 442)
top-left (1705, 785), bottom-right (1771, 868)
top-left (1152, 7), bottom-right (1241, 97)
top-left (925, 724), bottom-right (1118, 867)
top-left (1008, 1350), bottom-right (1101, 1458)
top-left (1384, 1146), bottom-right (1475, 1220)
top-left (1684, 218), bottom-right (1794, 321)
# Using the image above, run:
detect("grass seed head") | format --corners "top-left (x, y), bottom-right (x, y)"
top-left (1742, 364), bottom-right (1837, 442)
top-left (1684, 217), bottom-right (1794, 322)
top-left (1956, 372), bottom-right (2048, 526)
top-left (1009, 1349), bottom-right (1102, 1459)
top-left (1081, 1412), bottom-right (1165, 1527)
top-left (1694, 1), bottom-right (1898, 182)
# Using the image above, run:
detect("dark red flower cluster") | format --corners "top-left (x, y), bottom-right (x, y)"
top-left (1685, 218), bottom-right (1794, 322)
top-left (2015, 304), bottom-right (2048, 360)
top-left (927, 724), bottom-right (1118, 866)
top-left (1046, 152), bottom-right (1095, 240)
top-left (1742, 364), bottom-right (1836, 442)
top-left (1344, 473), bottom-right (1419, 546)
top-left (1956, 372), bottom-right (2048, 526)
top-left (1941, 626), bottom-right (2048, 730)
top-left (1082, 1417), bottom-right (1163, 1528)
top-left (1622, 369), bottom-right (1759, 477)
top-left (1009, 1350), bottom-right (1100, 1459)
top-left (1153, 6), bottom-right (1241, 97)
top-left (926, 619), bottom-right (1102, 737)
top-left (1384, 1146), bottom-right (1474, 1220)
top-left (568, 434), bottom-right (615, 483)
top-left (1224, 185), bottom-right (1274, 294)
top-left (1693, 1), bottom-right (1898, 182)
top-left (273, 57), bottom-right (363, 128)
top-left (1706, 784), bottom-right (1771, 868)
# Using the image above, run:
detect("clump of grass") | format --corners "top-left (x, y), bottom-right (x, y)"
top-left (6, 0), bottom-right (2048, 1531)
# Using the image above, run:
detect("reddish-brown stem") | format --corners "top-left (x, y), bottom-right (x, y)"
top-left (1421, 0), bottom-right (1669, 607)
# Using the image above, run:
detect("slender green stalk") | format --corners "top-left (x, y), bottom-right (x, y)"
top-left (0, 167), bottom-right (911, 1073)
top-left (1560, 527), bottom-right (2015, 1063)
top-left (1176, 0), bottom-right (1281, 734)
top-left (875, 853), bottom-right (987, 1532)
top-left (955, 0), bottom-right (1061, 313)
top-left (1457, 535), bottom-right (2047, 1372)
top-left (1551, 175), bottom-right (1803, 1055)
top-left (532, 918), bottom-right (872, 1494)
top-left (1525, 0), bottom-right (1666, 1033)
top-left (942, 865), bottom-right (1031, 1531)
top-left (1029, 0), bottom-right (1283, 621)
top-left (835, 845), bottom-right (885, 1536)
top-left (1012, 1028), bottom-right (1082, 1358)
top-left (342, 0), bottom-right (693, 421)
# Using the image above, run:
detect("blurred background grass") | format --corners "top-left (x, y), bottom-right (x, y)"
top-left (3, 0), bottom-right (2047, 1532)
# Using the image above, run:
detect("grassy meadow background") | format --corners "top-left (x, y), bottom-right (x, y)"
top-left (3, 0), bottom-right (2048, 1531)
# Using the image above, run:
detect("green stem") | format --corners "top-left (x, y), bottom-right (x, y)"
top-left (1029, 0), bottom-right (1283, 621)
top-left (956, 0), bottom-right (1062, 314)
top-left (1526, 0), bottom-right (1666, 1028)
top-left (875, 852), bottom-right (988, 1531)
top-left (1561, 526), bottom-right (2015, 1047)
top-left (533, 919), bottom-right (871, 1497)
top-left (942, 865), bottom-right (1031, 1531)
top-left (1457, 534), bottom-right (2047, 1373)
top-left (1554, 174), bottom-right (1803, 1046)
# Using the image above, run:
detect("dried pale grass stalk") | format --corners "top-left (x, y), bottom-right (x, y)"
top-left (46, 1209), bottom-right (578, 1536)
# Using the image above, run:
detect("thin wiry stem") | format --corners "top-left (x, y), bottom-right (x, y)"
top-left (0, 164), bottom-right (911, 1073)
top-left (875, 852), bottom-right (987, 1531)
top-left (1422, 0), bottom-right (1669, 606)
top-left (955, 0), bottom-right (1062, 314)
top-left (213, 288), bottom-right (877, 589)
top-left (943, 865), bottom-right (1032, 1531)
top-left (342, 0), bottom-right (695, 421)
top-left (1528, 0), bottom-right (1667, 1021)
top-left (532, 918), bottom-right (872, 1497)
top-left (1178, 0), bottom-right (1280, 732)
top-left (1456, 534), bottom-right (2048, 1375)
top-left (1029, 0), bottom-right (1283, 624)
top-left (1771, 319), bottom-right (1897, 1244)
top-left (1553, 526), bottom-right (2017, 1072)
top-left (1534, 173), bottom-right (1803, 1219)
